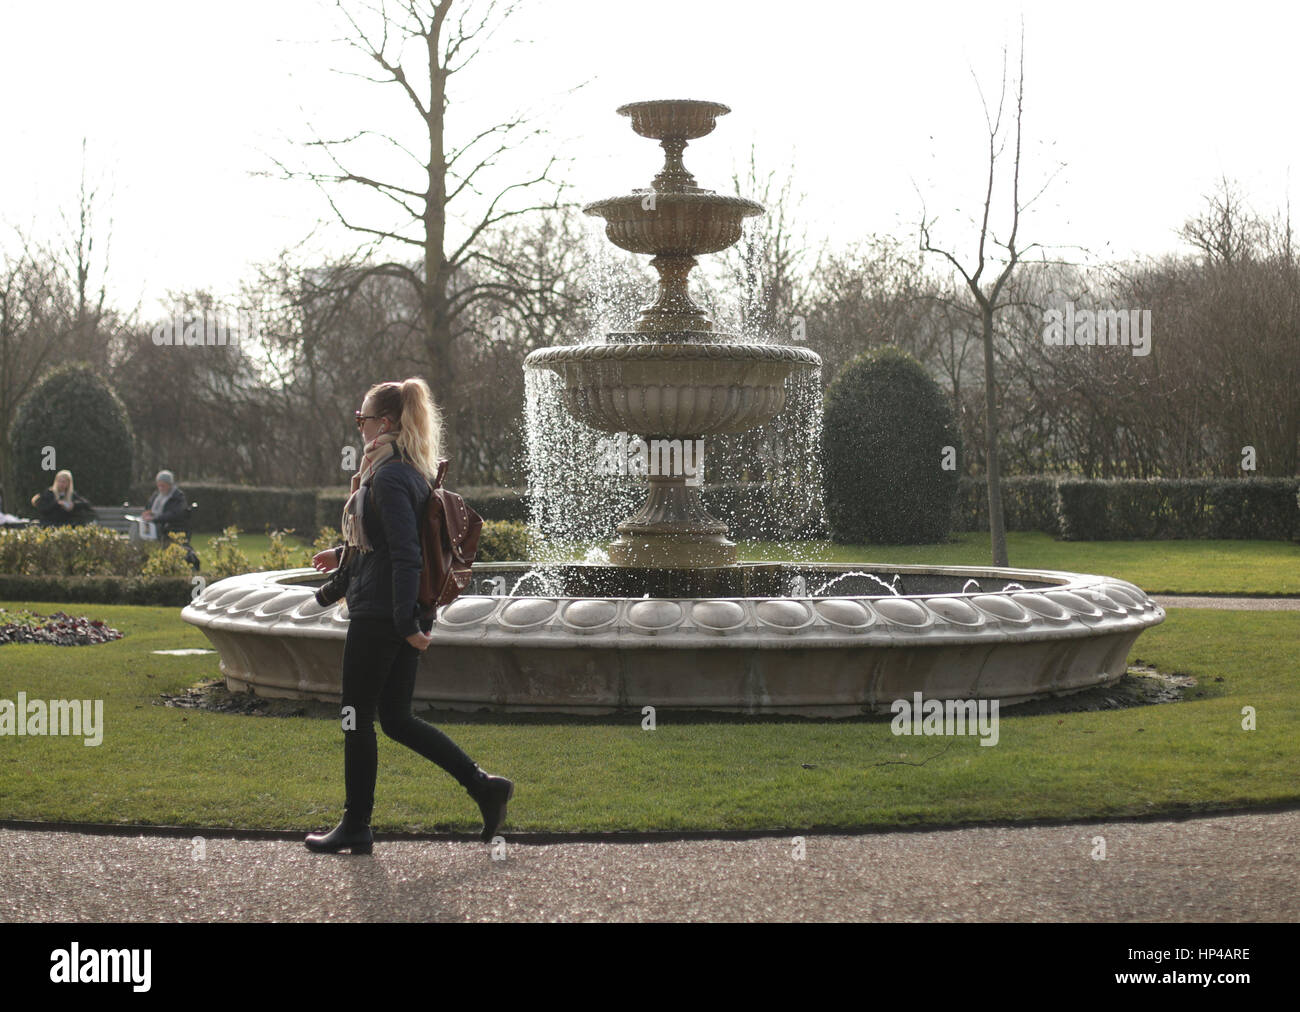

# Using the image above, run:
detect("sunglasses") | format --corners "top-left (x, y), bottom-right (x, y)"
top-left (354, 411), bottom-right (385, 429)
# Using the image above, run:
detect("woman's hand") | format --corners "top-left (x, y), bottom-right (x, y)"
top-left (405, 631), bottom-right (432, 651)
top-left (311, 549), bottom-right (339, 573)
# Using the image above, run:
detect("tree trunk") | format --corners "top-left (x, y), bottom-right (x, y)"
top-left (982, 305), bottom-right (1008, 566)
top-left (423, 50), bottom-right (459, 472)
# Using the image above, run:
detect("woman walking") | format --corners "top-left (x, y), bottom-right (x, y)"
top-left (305, 377), bottom-right (513, 855)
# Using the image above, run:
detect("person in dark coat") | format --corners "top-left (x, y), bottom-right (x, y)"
top-left (30, 470), bottom-right (93, 527)
top-left (304, 377), bottom-right (513, 855)
top-left (141, 470), bottom-right (200, 570)
top-left (141, 470), bottom-right (188, 537)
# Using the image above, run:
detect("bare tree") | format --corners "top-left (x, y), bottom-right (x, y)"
top-left (1179, 176), bottom-right (1268, 266)
top-left (717, 146), bottom-right (811, 341)
top-left (0, 239), bottom-right (64, 508)
top-left (269, 0), bottom-right (578, 471)
top-left (916, 32), bottom-right (1057, 565)
top-left (60, 140), bottom-right (114, 370)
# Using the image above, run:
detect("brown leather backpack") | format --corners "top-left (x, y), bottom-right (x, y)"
top-left (417, 458), bottom-right (483, 621)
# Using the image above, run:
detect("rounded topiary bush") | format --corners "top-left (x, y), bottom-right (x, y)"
top-left (822, 345), bottom-right (960, 544)
top-left (8, 361), bottom-right (135, 512)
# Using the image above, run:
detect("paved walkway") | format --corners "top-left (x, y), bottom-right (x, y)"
top-left (2, 809), bottom-right (1296, 921)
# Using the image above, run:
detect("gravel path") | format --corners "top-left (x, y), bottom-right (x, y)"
top-left (3, 809), bottom-right (1296, 922)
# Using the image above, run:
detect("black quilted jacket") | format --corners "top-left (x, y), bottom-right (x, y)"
top-left (331, 446), bottom-right (433, 639)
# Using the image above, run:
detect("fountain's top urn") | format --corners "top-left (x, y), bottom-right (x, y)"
top-left (525, 99), bottom-right (820, 568)
top-left (582, 100), bottom-right (765, 338)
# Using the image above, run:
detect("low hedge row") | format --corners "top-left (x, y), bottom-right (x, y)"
top-left (0, 575), bottom-right (195, 607)
top-left (20, 475), bottom-right (1294, 547)
top-left (156, 481), bottom-right (799, 540)
top-left (315, 486), bottom-right (528, 535)
top-left (955, 476), bottom-right (1299, 540)
top-left (954, 476), bottom-right (1063, 535)
top-left (147, 483), bottom-right (319, 535)
top-left (0, 520), bottom-right (535, 607)
top-left (1056, 478), bottom-right (1299, 540)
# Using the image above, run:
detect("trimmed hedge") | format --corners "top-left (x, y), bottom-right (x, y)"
top-left (130, 482), bottom-right (318, 535)
top-left (476, 521), bottom-right (532, 562)
top-left (822, 347), bottom-right (960, 544)
top-left (316, 486), bottom-right (528, 536)
top-left (1207, 479), bottom-right (1300, 540)
top-left (0, 575), bottom-right (195, 607)
top-left (315, 489), bottom-right (351, 536)
top-left (1056, 478), bottom-right (1299, 541)
top-left (9, 362), bottom-right (135, 509)
top-left (460, 487), bottom-right (529, 523)
top-left (954, 476), bottom-right (1062, 535)
top-left (105, 478), bottom-right (819, 542)
top-left (0, 524), bottom-right (149, 576)
top-left (955, 476), bottom-right (1298, 541)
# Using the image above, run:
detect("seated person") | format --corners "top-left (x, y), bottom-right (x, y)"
top-left (141, 469), bottom-right (200, 571)
top-left (30, 470), bottom-right (94, 527)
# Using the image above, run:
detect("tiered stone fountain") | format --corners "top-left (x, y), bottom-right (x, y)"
top-left (182, 100), bottom-right (1164, 715)
top-left (526, 99), bottom-right (820, 568)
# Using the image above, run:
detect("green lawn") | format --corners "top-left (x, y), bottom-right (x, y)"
top-left (205, 529), bottom-right (1300, 596)
top-left (736, 531), bottom-right (1300, 596)
top-left (0, 598), bottom-right (1295, 834)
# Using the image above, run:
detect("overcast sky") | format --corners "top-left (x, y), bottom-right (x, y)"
top-left (3, 0), bottom-right (1297, 320)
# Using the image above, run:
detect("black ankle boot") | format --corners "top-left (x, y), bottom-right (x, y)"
top-left (465, 766), bottom-right (514, 843)
top-left (305, 816), bottom-right (373, 855)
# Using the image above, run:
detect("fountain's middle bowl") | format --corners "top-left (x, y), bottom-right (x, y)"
top-left (583, 192), bottom-right (763, 257)
top-left (525, 341), bottom-right (821, 437)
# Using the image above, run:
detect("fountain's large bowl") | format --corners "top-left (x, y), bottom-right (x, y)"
top-left (525, 342), bottom-right (821, 437)
top-left (180, 562), bottom-right (1166, 716)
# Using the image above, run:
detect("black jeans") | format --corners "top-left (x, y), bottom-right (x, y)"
top-left (340, 617), bottom-right (478, 826)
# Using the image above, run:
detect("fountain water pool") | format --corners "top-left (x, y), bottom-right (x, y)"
top-left (181, 99), bottom-right (1164, 715)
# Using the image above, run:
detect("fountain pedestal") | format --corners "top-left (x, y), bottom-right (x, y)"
top-left (608, 473), bottom-right (735, 567)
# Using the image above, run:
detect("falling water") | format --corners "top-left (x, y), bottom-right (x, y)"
top-left (524, 220), bottom-right (827, 565)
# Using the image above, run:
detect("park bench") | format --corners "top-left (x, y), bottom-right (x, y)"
top-left (91, 501), bottom-right (200, 543)
top-left (89, 505), bottom-right (137, 535)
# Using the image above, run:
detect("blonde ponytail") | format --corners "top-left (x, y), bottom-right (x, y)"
top-left (397, 377), bottom-right (444, 482)
top-left (364, 377), bottom-right (444, 483)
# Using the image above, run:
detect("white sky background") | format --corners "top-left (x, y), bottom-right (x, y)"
top-left (2, 0), bottom-right (1298, 320)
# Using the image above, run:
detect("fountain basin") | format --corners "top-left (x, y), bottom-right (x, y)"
top-left (180, 562), bottom-right (1165, 717)
top-left (525, 342), bottom-right (821, 436)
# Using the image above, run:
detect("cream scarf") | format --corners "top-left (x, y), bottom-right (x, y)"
top-left (341, 431), bottom-right (401, 552)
